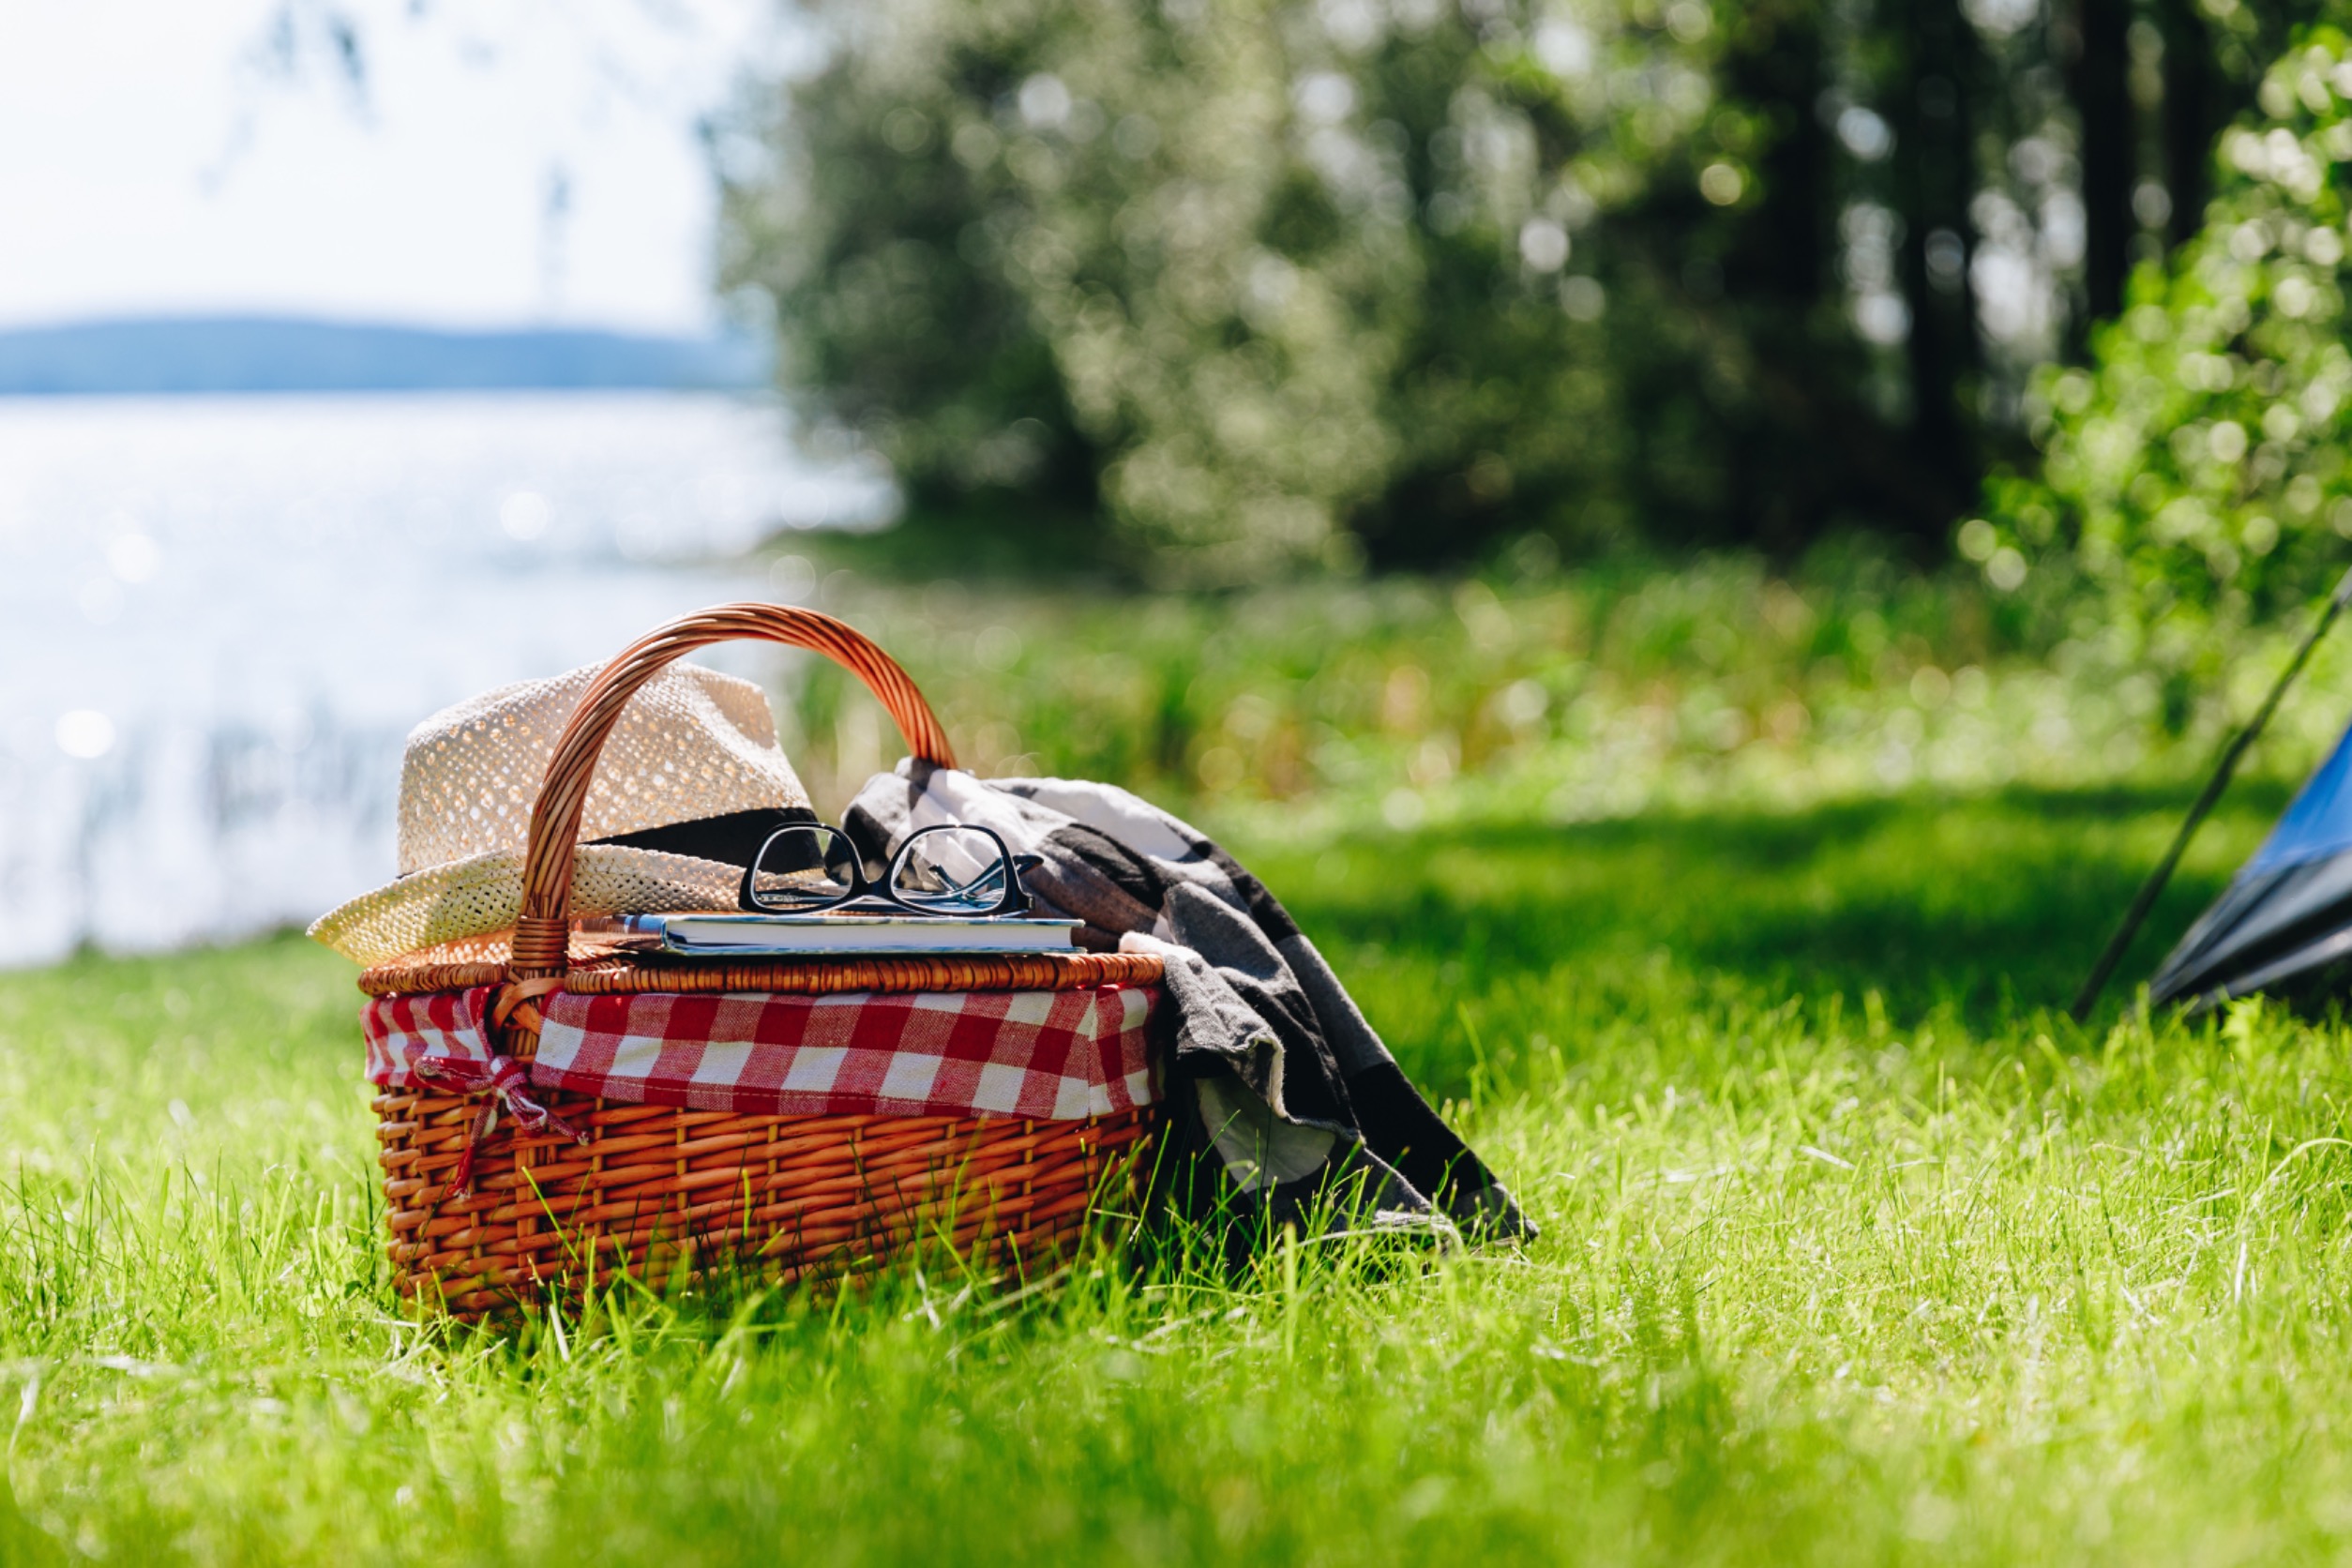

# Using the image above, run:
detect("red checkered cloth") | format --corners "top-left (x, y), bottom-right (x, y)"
top-left (362, 984), bottom-right (1161, 1121)
top-left (365, 986), bottom-right (501, 1082)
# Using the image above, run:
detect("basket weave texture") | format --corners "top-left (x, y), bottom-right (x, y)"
top-left (362, 606), bottom-right (1164, 1318)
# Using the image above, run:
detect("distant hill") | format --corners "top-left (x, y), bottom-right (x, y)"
top-left (0, 316), bottom-right (773, 395)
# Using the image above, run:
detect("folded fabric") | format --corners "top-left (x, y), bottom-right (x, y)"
top-left (365, 985), bottom-right (505, 1083)
top-left (362, 983), bottom-right (1159, 1122)
top-left (846, 762), bottom-right (1533, 1247)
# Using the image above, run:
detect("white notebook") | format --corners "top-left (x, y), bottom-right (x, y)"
top-left (610, 912), bottom-right (1078, 957)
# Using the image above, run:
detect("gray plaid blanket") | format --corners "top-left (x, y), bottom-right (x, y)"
top-left (847, 762), bottom-right (1532, 1250)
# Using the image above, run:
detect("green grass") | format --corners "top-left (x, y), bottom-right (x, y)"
top-left (10, 770), bottom-right (2352, 1563)
top-left (768, 549), bottom-right (2352, 848)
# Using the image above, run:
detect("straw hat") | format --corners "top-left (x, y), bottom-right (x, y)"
top-left (310, 661), bottom-right (811, 966)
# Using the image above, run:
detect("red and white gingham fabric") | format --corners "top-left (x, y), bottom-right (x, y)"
top-left (362, 984), bottom-right (1160, 1121)
top-left (535, 986), bottom-right (1158, 1118)
top-left (365, 987), bottom-right (499, 1082)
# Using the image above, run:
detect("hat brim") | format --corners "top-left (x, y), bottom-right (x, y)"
top-left (308, 844), bottom-right (743, 967)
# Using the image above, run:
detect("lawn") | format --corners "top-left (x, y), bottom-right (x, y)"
top-left (9, 762), bottom-right (2352, 1564)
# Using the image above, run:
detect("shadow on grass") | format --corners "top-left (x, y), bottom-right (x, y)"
top-left (1262, 779), bottom-right (2297, 1043)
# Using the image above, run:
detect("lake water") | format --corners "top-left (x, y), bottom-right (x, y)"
top-left (0, 392), bottom-right (892, 966)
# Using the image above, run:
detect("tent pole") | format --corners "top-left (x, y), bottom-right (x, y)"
top-left (2070, 566), bottom-right (2352, 1022)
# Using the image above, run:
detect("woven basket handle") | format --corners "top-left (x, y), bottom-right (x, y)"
top-left (507, 602), bottom-right (956, 981)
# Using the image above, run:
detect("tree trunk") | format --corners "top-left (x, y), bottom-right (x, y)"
top-left (1887, 0), bottom-right (1985, 536)
top-left (1718, 0), bottom-right (1845, 550)
top-left (2070, 0), bottom-right (2135, 324)
top-left (1735, 4), bottom-right (1831, 307)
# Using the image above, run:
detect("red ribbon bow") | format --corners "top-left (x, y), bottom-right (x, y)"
top-left (414, 1052), bottom-right (587, 1202)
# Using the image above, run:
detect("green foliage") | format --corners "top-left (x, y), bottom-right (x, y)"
top-left (15, 781), bottom-right (2352, 1560)
top-left (1987, 25), bottom-right (2352, 679)
top-left (719, 0), bottom-right (1875, 580)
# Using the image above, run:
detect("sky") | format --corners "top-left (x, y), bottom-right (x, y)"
top-left (0, 0), bottom-right (781, 335)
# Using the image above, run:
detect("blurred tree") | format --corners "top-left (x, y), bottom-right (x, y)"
top-left (1984, 25), bottom-right (2352, 678)
top-left (715, 0), bottom-right (2334, 579)
top-left (2156, 1), bottom-right (2328, 245)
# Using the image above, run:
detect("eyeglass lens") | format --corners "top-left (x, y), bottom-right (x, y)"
top-left (745, 825), bottom-right (864, 911)
top-left (888, 826), bottom-right (1014, 913)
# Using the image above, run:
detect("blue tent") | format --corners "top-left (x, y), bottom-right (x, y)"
top-left (2151, 721), bottom-right (2352, 1007)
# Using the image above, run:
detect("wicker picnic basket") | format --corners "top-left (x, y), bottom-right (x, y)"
top-left (356, 604), bottom-right (1164, 1317)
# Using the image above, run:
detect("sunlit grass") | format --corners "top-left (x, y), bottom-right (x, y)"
top-left (772, 552), bottom-right (2352, 858)
top-left (8, 778), bottom-right (2352, 1562)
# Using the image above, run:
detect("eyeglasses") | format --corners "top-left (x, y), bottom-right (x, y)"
top-left (736, 822), bottom-right (1039, 918)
